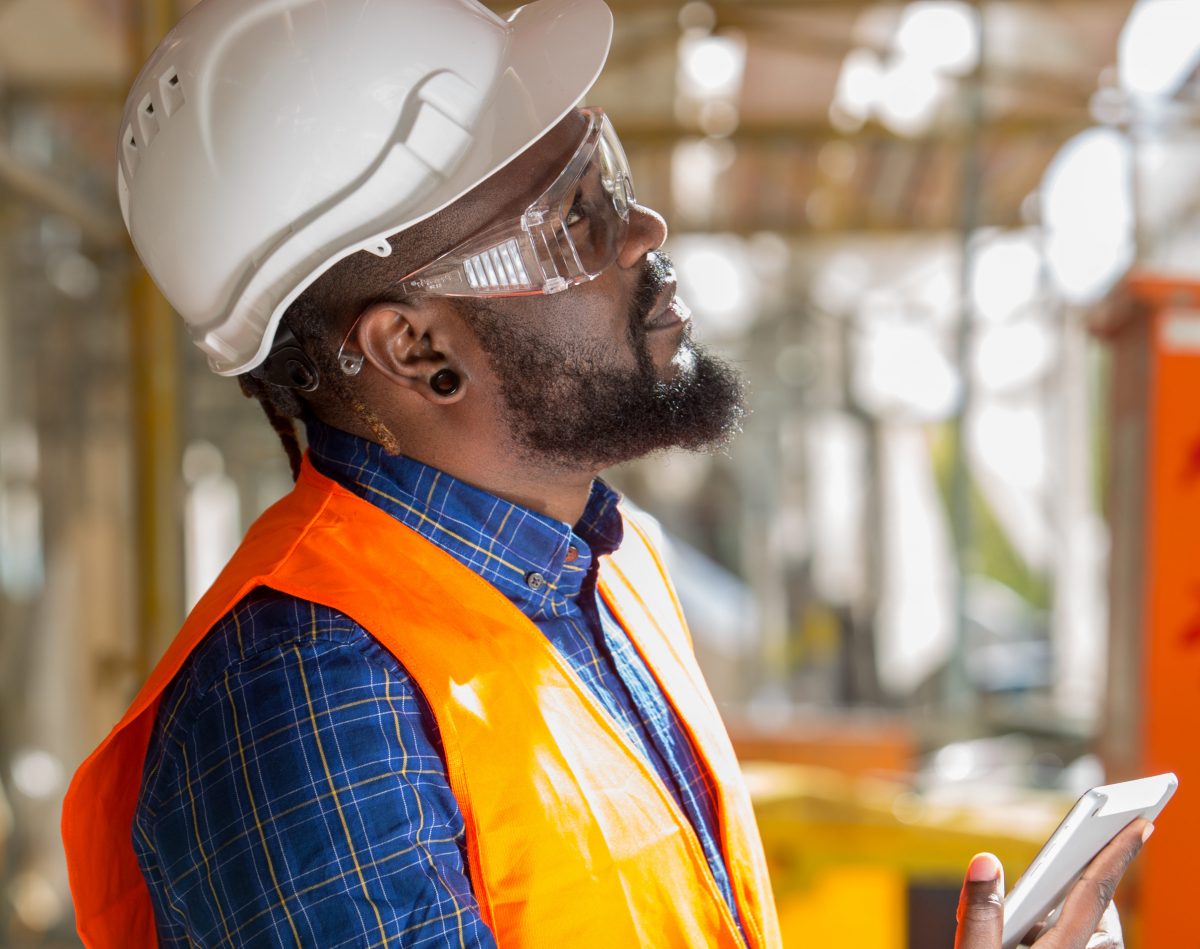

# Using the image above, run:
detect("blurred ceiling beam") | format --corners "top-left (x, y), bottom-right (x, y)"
top-left (720, 16), bottom-right (1099, 105)
top-left (0, 145), bottom-right (123, 246)
top-left (5, 80), bottom-right (124, 103)
top-left (675, 222), bottom-right (1023, 237)
top-left (4, 79), bottom-right (1093, 148)
top-left (615, 115), bottom-right (1093, 148)
top-left (5, 72), bottom-right (1094, 110)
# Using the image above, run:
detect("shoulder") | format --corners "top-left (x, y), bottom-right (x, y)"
top-left (176, 586), bottom-right (407, 693)
top-left (130, 593), bottom-right (486, 947)
top-left (139, 587), bottom-right (435, 802)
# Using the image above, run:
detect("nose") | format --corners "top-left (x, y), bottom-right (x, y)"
top-left (616, 202), bottom-right (668, 269)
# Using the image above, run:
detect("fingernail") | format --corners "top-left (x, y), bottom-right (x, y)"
top-left (968, 852), bottom-right (1002, 882)
top-left (1142, 823), bottom-right (1155, 844)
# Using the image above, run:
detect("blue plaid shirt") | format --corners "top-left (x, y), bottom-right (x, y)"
top-left (133, 420), bottom-right (743, 946)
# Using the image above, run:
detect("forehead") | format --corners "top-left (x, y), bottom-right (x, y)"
top-left (467, 110), bottom-right (590, 221)
top-left (390, 110), bottom-right (589, 271)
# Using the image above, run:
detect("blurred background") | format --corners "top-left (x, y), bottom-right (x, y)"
top-left (1, 0), bottom-right (1199, 945)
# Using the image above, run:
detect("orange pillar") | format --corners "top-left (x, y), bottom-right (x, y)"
top-left (1097, 274), bottom-right (1200, 946)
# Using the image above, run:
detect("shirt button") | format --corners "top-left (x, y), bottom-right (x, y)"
top-left (564, 545), bottom-right (579, 564)
top-left (524, 571), bottom-right (546, 591)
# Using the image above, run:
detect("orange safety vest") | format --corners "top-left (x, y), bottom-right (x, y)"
top-left (63, 458), bottom-right (781, 948)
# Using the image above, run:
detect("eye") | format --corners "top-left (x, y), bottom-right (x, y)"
top-left (565, 189), bottom-right (587, 228)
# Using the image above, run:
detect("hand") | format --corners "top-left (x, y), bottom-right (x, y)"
top-left (953, 818), bottom-right (1152, 949)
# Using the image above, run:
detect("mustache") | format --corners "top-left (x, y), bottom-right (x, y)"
top-left (628, 250), bottom-right (674, 338)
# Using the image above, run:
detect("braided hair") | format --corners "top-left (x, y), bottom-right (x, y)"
top-left (237, 248), bottom-right (404, 481)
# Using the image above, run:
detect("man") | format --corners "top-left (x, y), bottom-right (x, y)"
top-left (63, 0), bottom-right (1149, 945)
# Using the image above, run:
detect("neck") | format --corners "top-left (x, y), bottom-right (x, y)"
top-left (320, 411), bottom-right (601, 526)
top-left (409, 441), bottom-right (601, 526)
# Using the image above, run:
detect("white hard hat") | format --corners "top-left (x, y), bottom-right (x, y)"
top-left (119, 0), bottom-right (614, 375)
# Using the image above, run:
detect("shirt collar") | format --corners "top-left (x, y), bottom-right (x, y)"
top-left (305, 419), bottom-right (624, 616)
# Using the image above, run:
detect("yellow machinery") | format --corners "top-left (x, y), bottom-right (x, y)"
top-left (749, 762), bottom-right (1069, 948)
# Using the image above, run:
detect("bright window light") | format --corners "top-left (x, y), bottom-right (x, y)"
top-left (1041, 128), bottom-right (1135, 303)
top-left (878, 58), bottom-right (949, 136)
top-left (969, 402), bottom-right (1053, 570)
top-left (1042, 130), bottom-right (1133, 233)
top-left (807, 413), bottom-right (867, 605)
top-left (1045, 232), bottom-right (1135, 305)
top-left (1119, 0), bottom-right (1200, 100)
top-left (810, 250), bottom-right (871, 314)
top-left (183, 441), bottom-right (241, 609)
top-left (973, 401), bottom-right (1046, 493)
top-left (895, 1), bottom-right (980, 76)
top-left (671, 138), bottom-right (735, 224)
top-left (855, 317), bottom-right (959, 420)
top-left (975, 319), bottom-right (1056, 393)
top-left (875, 424), bottom-right (954, 696)
top-left (970, 232), bottom-right (1042, 323)
top-left (680, 248), bottom-right (745, 320)
top-left (12, 749), bottom-right (62, 799)
top-left (673, 235), bottom-right (758, 337)
top-left (0, 423), bottom-right (43, 600)
top-left (678, 32), bottom-right (747, 101)
top-left (835, 48), bottom-right (885, 121)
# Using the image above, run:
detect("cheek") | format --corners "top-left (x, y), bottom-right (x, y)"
top-left (546, 287), bottom-right (635, 349)
top-left (456, 326), bottom-right (505, 392)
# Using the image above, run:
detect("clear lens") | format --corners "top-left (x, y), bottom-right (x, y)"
top-left (598, 117), bottom-right (635, 215)
top-left (397, 108), bottom-right (637, 299)
top-left (558, 164), bottom-right (628, 276)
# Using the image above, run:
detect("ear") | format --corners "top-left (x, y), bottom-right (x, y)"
top-left (350, 300), bottom-right (467, 404)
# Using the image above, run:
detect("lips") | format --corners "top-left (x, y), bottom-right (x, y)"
top-left (643, 274), bottom-right (684, 330)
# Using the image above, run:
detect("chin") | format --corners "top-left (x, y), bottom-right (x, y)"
top-left (661, 340), bottom-right (697, 381)
top-left (647, 328), bottom-right (697, 384)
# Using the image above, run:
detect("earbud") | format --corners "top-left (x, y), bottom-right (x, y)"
top-left (284, 358), bottom-right (319, 392)
top-left (255, 326), bottom-right (320, 392)
top-left (430, 368), bottom-right (461, 396)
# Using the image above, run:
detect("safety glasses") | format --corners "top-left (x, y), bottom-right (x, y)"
top-left (397, 106), bottom-right (635, 300)
top-left (334, 107), bottom-right (636, 378)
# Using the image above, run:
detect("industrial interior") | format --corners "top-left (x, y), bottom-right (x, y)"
top-left (0, 0), bottom-right (1197, 945)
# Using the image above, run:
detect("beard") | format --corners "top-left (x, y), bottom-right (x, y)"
top-left (455, 253), bottom-right (745, 470)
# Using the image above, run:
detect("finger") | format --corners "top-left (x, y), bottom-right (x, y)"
top-left (955, 853), bottom-right (1005, 949)
top-left (1078, 899), bottom-right (1124, 948)
top-left (1023, 920), bottom-right (1047, 944)
top-left (1026, 896), bottom-right (1122, 946)
top-left (1038, 820), bottom-right (1151, 948)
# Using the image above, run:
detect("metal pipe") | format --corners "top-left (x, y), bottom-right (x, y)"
top-left (945, 1), bottom-right (987, 720)
top-left (127, 0), bottom-right (183, 682)
top-left (0, 146), bottom-right (123, 247)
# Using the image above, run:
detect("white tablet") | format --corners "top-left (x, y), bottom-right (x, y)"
top-left (1001, 772), bottom-right (1177, 949)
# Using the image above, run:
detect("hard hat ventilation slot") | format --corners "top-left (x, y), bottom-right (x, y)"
top-left (123, 129), bottom-right (139, 175)
top-left (159, 69), bottom-right (185, 116)
top-left (136, 94), bottom-right (160, 147)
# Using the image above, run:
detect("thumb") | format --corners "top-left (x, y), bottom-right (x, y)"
top-left (955, 853), bottom-right (1006, 949)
